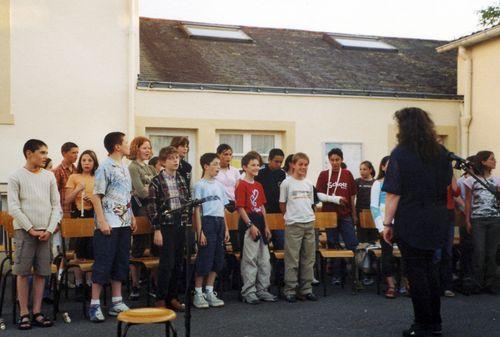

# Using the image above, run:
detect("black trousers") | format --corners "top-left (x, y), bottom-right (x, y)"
top-left (156, 225), bottom-right (185, 302)
top-left (398, 240), bottom-right (442, 327)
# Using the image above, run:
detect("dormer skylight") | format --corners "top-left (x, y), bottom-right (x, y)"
top-left (324, 33), bottom-right (397, 52)
top-left (181, 23), bottom-right (253, 43)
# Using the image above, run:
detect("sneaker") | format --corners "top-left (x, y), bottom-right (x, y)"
top-left (402, 324), bottom-right (432, 337)
top-left (256, 290), bottom-right (277, 302)
top-left (362, 277), bottom-right (375, 286)
top-left (398, 286), bottom-right (408, 295)
top-left (311, 278), bottom-right (320, 286)
top-left (284, 294), bottom-right (297, 303)
top-left (88, 305), bottom-right (105, 323)
top-left (205, 291), bottom-right (225, 307)
top-left (443, 290), bottom-right (455, 297)
top-left (242, 293), bottom-right (260, 304)
top-left (193, 293), bottom-right (209, 309)
top-left (129, 287), bottom-right (140, 301)
top-left (331, 276), bottom-right (342, 286)
top-left (108, 302), bottom-right (130, 316)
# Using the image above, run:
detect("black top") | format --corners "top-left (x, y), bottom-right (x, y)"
top-left (178, 159), bottom-right (192, 188)
top-left (382, 145), bottom-right (452, 250)
top-left (355, 178), bottom-right (374, 212)
top-left (255, 164), bottom-right (286, 213)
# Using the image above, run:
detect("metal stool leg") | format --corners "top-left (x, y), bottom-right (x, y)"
top-left (117, 321), bottom-right (122, 337)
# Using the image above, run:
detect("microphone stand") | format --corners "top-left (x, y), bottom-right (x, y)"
top-left (452, 159), bottom-right (500, 202)
top-left (163, 198), bottom-right (214, 337)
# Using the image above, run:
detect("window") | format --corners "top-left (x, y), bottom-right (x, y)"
top-left (322, 142), bottom-right (363, 178)
top-left (217, 132), bottom-right (281, 167)
top-left (182, 24), bottom-right (253, 42)
top-left (324, 33), bottom-right (397, 52)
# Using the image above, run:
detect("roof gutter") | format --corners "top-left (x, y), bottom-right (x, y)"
top-left (436, 25), bottom-right (500, 53)
top-left (137, 80), bottom-right (462, 100)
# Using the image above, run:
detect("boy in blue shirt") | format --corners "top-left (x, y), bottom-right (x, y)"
top-left (193, 153), bottom-right (230, 308)
top-left (89, 132), bottom-right (136, 322)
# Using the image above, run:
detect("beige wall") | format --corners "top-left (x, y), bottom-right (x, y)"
top-left (0, 0), bottom-right (13, 124)
top-left (467, 38), bottom-right (500, 157)
top-left (135, 89), bottom-right (461, 182)
top-left (0, 0), bottom-right (132, 182)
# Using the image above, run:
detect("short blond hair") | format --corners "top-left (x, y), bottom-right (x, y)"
top-left (292, 152), bottom-right (309, 164)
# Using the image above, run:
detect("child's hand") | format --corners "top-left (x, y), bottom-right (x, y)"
top-left (265, 227), bottom-right (272, 241)
top-left (339, 197), bottom-right (348, 206)
top-left (28, 228), bottom-right (42, 237)
top-left (466, 221), bottom-right (472, 234)
top-left (38, 231), bottom-right (51, 241)
top-left (198, 232), bottom-right (207, 246)
top-left (249, 225), bottom-right (260, 240)
top-left (224, 230), bottom-right (230, 243)
top-left (154, 230), bottom-right (163, 246)
top-left (99, 221), bottom-right (112, 235)
top-left (131, 217), bottom-right (137, 233)
top-left (76, 183), bottom-right (86, 193)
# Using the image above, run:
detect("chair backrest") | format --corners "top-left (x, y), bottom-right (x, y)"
top-left (314, 211), bottom-right (337, 229)
top-left (265, 213), bottom-right (285, 230)
top-left (133, 216), bottom-right (153, 235)
top-left (359, 209), bottom-right (376, 229)
top-left (60, 218), bottom-right (95, 238)
top-left (224, 211), bottom-right (239, 231)
top-left (0, 211), bottom-right (15, 239)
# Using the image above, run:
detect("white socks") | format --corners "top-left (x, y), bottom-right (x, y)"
top-left (205, 286), bottom-right (214, 294)
top-left (112, 296), bottom-right (122, 305)
top-left (195, 287), bottom-right (203, 295)
top-left (90, 299), bottom-right (100, 306)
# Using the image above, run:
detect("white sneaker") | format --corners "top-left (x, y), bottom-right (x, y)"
top-left (193, 293), bottom-right (209, 309)
top-left (108, 302), bottom-right (130, 316)
top-left (205, 291), bottom-right (224, 307)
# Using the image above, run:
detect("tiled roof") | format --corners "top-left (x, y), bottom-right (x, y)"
top-left (140, 18), bottom-right (457, 96)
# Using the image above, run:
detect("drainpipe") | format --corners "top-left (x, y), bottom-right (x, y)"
top-left (458, 46), bottom-right (472, 157)
top-left (127, 0), bottom-right (138, 138)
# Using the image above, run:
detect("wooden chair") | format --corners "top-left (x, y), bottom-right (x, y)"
top-left (59, 217), bottom-right (95, 317)
top-left (222, 211), bottom-right (241, 291)
top-left (0, 213), bottom-right (59, 324)
top-left (316, 211), bottom-right (358, 296)
top-left (117, 307), bottom-right (177, 337)
top-left (129, 216), bottom-right (159, 306)
top-left (359, 209), bottom-right (403, 295)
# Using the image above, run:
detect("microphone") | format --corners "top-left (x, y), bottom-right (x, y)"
top-left (162, 196), bottom-right (220, 216)
top-left (446, 151), bottom-right (473, 169)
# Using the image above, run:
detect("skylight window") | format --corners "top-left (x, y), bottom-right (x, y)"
top-left (182, 24), bottom-right (253, 42)
top-left (324, 34), bottom-right (397, 52)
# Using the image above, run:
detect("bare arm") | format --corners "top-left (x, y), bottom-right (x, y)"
top-left (464, 187), bottom-right (472, 233)
top-left (382, 193), bottom-right (401, 244)
top-left (91, 194), bottom-right (111, 235)
top-left (279, 202), bottom-right (286, 214)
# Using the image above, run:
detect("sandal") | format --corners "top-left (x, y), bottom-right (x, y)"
top-left (17, 314), bottom-right (32, 330)
top-left (385, 286), bottom-right (396, 299)
top-left (32, 313), bottom-right (54, 328)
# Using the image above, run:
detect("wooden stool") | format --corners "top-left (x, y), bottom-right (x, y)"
top-left (117, 307), bottom-right (177, 337)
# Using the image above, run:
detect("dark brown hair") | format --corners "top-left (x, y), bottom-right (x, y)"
top-left (241, 152), bottom-right (260, 168)
top-left (158, 146), bottom-right (179, 161)
top-left (375, 156), bottom-right (390, 180)
top-left (170, 136), bottom-right (189, 148)
top-left (394, 107), bottom-right (440, 161)
top-left (61, 142), bottom-right (78, 154)
top-left (76, 150), bottom-right (99, 175)
top-left (104, 132), bottom-right (125, 154)
top-left (473, 151), bottom-right (494, 176)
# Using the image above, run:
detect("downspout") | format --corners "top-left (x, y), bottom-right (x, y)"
top-left (458, 46), bottom-right (472, 157)
top-left (127, 0), bottom-right (138, 138)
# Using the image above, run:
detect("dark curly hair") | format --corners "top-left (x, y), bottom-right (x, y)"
top-left (394, 107), bottom-right (440, 161)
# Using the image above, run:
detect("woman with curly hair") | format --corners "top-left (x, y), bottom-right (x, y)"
top-left (382, 107), bottom-right (452, 337)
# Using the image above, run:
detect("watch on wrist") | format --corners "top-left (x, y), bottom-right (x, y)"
top-left (383, 223), bottom-right (393, 227)
top-left (246, 221), bottom-right (253, 229)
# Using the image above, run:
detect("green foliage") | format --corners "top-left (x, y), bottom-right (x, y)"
top-left (479, 2), bottom-right (500, 27)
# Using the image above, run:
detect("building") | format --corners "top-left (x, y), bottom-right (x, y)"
top-left (1, 0), bottom-right (463, 202)
top-left (437, 24), bottom-right (500, 157)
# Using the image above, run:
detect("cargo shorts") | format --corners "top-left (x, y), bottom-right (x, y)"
top-left (13, 229), bottom-right (52, 276)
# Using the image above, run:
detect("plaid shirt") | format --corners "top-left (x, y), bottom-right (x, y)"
top-left (147, 170), bottom-right (191, 229)
top-left (52, 162), bottom-right (76, 214)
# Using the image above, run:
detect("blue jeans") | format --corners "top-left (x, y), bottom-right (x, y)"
top-left (326, 216), bottom-right (359, 277)
top-left (433, 212), bottom-right (455, 291)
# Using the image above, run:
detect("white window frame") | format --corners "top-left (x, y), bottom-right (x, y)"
top-left (217, 131), bottom-right (282, 163)
top-left (322, 141), bottom-right (363, 178)
top-left (146, 128), bottom-right (197, 167)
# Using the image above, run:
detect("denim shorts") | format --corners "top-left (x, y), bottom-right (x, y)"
top-left (91, 227), bottom-right (131, 285)
top-left (196, 216), bottom-right (225, 276)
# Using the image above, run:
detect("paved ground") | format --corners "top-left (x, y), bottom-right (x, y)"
top-left (1, 283), bottom-right (499, 337)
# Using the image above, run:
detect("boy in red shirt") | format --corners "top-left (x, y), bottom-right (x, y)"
top-left (235, 153), bottom-right (277, 304)
top-left (316, 148), bottom-right (359, 283)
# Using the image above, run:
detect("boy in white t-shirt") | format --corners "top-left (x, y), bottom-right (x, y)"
top-left (279, 153), bottom-right (317, 302)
